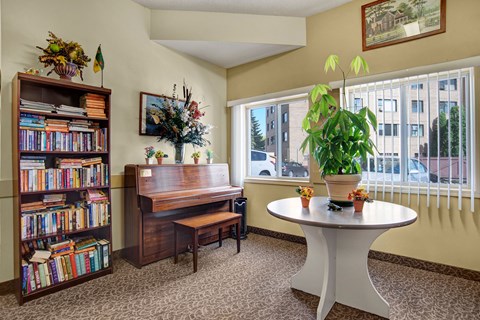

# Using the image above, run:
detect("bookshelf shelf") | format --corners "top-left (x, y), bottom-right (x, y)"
top-left (20, 185), bottom-right (109, 196)
top-left (21, 267), bottom-right (112, 303)
top-left (12, 73), bottom-right (113, 305)
top-left (21, 225), bottom-right (111, 242)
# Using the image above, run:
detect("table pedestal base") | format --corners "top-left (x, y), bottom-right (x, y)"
top-left (292, 225), bottom-right (389, 319)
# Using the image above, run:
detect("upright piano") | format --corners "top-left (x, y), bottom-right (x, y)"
top-left (123, 163), bottom-right (243, 268)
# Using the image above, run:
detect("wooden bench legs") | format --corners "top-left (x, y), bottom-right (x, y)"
top-left (173, 212), bottom-right (242, 273)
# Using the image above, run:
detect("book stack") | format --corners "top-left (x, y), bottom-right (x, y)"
top-left (83, 189), bottom-right (108, 203)
top-left (80, 94), bottom-right (106, 118)
top-left (45, 119), bottom-right (69, 132)
top-left (55, 158), bottom-right (83, 169)
top-left (68, 120), bottom-right (95, 132)
top-left (20, 98), bottom-right (55, 113)
top-left (20, 156), bottom-right (46, 170)
top-left (55, 104), bottom-right (86, 116)
top-left (21, 237), bottom-right (110, 295)
top-left (21, 201), bottom-right (47, 213)
top-left (19, 113), bottom-right (45, 130)
top-left (43, 194), bottom-right (66, 208)
top-left (82, 157), bottom-right (103, 167)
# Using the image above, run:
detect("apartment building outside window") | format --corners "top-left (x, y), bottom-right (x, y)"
top-left (346, 67), bottom-right (474, 196)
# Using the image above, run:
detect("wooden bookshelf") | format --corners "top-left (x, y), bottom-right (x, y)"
top-left (12, 73), bottom-right (113, 304)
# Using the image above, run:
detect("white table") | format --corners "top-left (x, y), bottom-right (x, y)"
top-left (267, 196), bottom-right (417, 319)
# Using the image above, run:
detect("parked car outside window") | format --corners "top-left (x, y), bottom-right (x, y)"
top-left (282, 161), bottom-right (309, 177)
top-left (362, 157), bottom-right (438, 183)
top-left (250, 150), bottom-right (276, 176)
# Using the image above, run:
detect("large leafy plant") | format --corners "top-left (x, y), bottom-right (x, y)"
top-left (301, 55), bottom-right (377, 176)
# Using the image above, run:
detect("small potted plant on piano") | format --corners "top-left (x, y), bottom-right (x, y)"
top-left (191, 151), bottom-right (201, 164)
top-left (205, 149), bottom-right (214, 164)
top-left (155, 150), bottom-right (168, 165)
top-left (145, 146), bottom-right (155, 164)
top-left (347, 187), bottom-right (373, 213)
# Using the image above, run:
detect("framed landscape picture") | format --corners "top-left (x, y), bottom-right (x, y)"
top-left (139, 92), bottom-right (185, 136)
top-left (362, 0), bottom-right (446, 51)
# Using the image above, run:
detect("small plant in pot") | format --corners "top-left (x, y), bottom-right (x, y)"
top-left (301, 55), bottom-right (377, 206)
top-left (191, 151), bottom-right (201, 164)
top-left (155, 150), bottom-right (168, 164)
top-left (205, 149), bottom-right (214, 164)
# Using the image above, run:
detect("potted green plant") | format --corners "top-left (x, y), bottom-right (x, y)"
top-left (36, 31), bottom-right (91, 81)
top-left (191, 151), bottom-right (201, 164)
top-left (301, 55), bottom-right (377, 205)
top-left (155, 150), bottom-right (168, 165)
top-left (205, 149), bottom-right (214, 164)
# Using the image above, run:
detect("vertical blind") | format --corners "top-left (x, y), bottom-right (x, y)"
top-left (345, 67), bottom-right (475, 211)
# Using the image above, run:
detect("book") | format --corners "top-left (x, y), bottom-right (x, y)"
top-left (84, 252), bottom-right (91, 274)
top-left (60, 256), bottom-right (68, 281)
top-left (78, 253), bottom-right (86, 275)
top-left (55, 257), bottom-right (64, 282)
top-left (74, 253), bottom-right (82, 276)
top-left (21, 260), bottom-right (29, 294)
top-left (89, 250), bottom-right (95, 272)
top-left (98, 239), bottom-right (110, 268)
top-left (33, 263), bottom-right (41, 289)
top-left (29, 250), bottom-right (51, 263)
top-left (28, 263), bottom-right (36, 292)
top-left (69, 254), bottom-right (78, 278)
top-left (38, 262), bottom-right (46, 288)
top-left (43, 262), bottom-right (51, 287)
top-left (49, 259), bottom-right (59, 284)
top-left (64, 255), bottom-right (73, 280)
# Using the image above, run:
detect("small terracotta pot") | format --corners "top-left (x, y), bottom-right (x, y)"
top-left (353, 200), bottom-right (364, 212)
top-left (194, 158), bottom-right (199, 164)
top-left (301, 197), bottom-right (310, 208)
top-left (156, 157), bottom-right (163, 165)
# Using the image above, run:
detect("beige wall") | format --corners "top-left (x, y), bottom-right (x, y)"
top-left (227, 0), bottom-right (480, 101)
top-left (0, 0), bottom-right (227, 282)
top-left (232, 0), bottom-right (480, 272)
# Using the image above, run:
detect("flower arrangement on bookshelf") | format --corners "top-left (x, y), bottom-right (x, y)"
top-left (153, 82), bottom-right (211, 163)
top-left (348, 187), bottom-right (373, 212)
top-left (296, 186), bottom-right (314, 208)
top-left (36, 31), bottom-right (91, 81)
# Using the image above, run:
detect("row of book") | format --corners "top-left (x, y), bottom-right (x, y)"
top-left (80, 93), bottom-right (106, 118)
top-left (22, 237), bottom-right (110, 295)
top-left (20, 163), bottom-right (109, 192)
top-left (19, 127), bottom-right (107, 152)
top-left (19, 95), bottom-right (107, 118)
top-left (21, 199), bottom-right (110, 240)
top-left (20, 193), bottom-right (66, 213)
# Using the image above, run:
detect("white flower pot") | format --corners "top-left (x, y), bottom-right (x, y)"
top-left (323, 174), bottom-right (362, 205)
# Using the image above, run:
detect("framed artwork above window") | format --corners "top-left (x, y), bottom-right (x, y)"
top-left (361, 0), bottom-right (446, 51)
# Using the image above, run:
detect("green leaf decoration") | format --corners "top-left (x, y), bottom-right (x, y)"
top-left (324, 55), bottom-right (339, 73)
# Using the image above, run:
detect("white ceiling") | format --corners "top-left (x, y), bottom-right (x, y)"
top-left (132, 0), bottom-right (352, 68)
top-left (132, 0), bottom-right (350, 17)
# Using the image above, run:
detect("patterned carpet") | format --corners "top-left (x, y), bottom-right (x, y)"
top-left (0, 234), bottom-right (479, 320)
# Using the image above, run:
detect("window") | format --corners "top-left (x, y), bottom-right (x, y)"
top-left (409, 124), bottom-right (424, 137)
top-left (378, 99), bottom-right (397, 112)
top-left (378, 123), bottom-right (399, 136)
top-left (346, 67), bottom-right (474, 202)
top-left (439, 79), bottom-right (458, 91)
top-left (242, 97), bottom-right (310, 179)
top-left (411, 83), bottom-right (424, 90)
top-left (354, 98), bottom-right (363, 112)
top-left (439, 101), bottom-right (457, 113)
top-left (411, 100), bottom-right (424, 113)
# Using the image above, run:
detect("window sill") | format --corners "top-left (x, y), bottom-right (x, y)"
top-left (244, 176), bottom-right (310, 186)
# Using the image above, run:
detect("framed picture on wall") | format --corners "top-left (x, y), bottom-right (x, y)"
top-left (361, 0), bottom-right (446, 51)
top-left (139, 92), bottom-right (185, 136)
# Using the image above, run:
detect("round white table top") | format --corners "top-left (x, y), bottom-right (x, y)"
top-left (267, 196), bottom-right (417, 230)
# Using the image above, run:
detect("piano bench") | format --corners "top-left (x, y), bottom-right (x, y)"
top-left (173, 212), bottom-right (242, 273)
